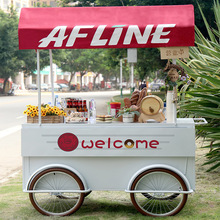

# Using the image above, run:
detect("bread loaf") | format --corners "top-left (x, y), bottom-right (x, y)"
top-left (130, 90), bottom-right (140, 105)
top-left (137, 88), bottom-right (147, 107)
top-left (124, 98), bottom-right (131, 108)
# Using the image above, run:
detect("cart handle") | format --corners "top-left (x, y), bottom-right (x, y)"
top-left (193, 118), bottom-right (208, 125)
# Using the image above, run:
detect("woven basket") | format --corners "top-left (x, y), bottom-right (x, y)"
top-left (27, 115), bottom-right (64, 123)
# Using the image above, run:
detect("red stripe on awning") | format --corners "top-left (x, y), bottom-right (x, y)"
top-left (18, 5), bottom-right (194, 50)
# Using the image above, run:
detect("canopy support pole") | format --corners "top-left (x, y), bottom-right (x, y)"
top-left (37, 49), bottom-right (41, 125)
top-left (49, 49), bottom-right (55, 106)
top-left (173, 58), bottom-right (177, 123)
top-left (130, 63), bottom-right (134, 94)
top-left (120, 59), bottom-right (123, 98)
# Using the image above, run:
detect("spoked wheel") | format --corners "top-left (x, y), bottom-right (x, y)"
top-left (130, 168), bottom-right (188, 217)
top-left (29, 168), bottom-right (85, 216)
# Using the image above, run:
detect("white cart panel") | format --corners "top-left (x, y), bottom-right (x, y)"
top-left (21, 118), bottom-right (196, 157)
top-left (21, 118), bottom-right (196, 191)
top-left (22, 156), bottom-right (195, 191)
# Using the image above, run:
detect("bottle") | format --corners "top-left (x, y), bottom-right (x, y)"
top-left (61, 98), bottom-right (67, 108)
top-left (75, 100), bottom-right (78, 112)
top-left (54, 95), bottom-right (58, 106)
top-left (88, 99), bottom-right (96, 124)
top-left (78, 100), bottom-right (83, 112)
top-left (66, 99), bottom-right (70, 108)
top-left (83, 100), bottom-right (88, 121)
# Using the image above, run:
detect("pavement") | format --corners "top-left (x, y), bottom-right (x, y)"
top-left (0, 127), bottom-right (22, 184)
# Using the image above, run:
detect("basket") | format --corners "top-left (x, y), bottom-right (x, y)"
top-left (27, 115), bottom-right (64, 123)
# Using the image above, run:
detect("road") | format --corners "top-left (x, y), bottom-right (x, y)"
top-left (0, 90), bottom-right (127, 183)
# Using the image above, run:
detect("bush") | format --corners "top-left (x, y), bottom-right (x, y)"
top-left (178, 0), bottom-right (220, 172)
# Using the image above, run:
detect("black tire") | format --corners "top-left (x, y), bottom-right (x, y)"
top-left (29, 168), bottom-right (85, 216)
top-left (130, 168), bottom-right (188, 217)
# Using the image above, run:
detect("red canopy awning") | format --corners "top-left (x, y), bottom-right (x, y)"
top-left (18, 5), bottom-right (194, 50)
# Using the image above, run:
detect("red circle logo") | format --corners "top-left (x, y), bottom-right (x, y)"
top-left (58, 133), bottom-right (79, 152)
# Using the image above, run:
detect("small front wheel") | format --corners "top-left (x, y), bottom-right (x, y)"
top-left (130, 168), bottom-right (188, 217)
top-left (29, 168), bottom-right (85, 216)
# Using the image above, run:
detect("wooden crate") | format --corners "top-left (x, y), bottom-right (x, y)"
top-left (27, 115), bottom-right (64, 123)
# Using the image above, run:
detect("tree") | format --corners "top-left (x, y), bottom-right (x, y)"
top-left (57, 49), bottom-right (80, 87)
top-left (136, 48), bottom-right (166, 82)
top-left (101, 48), bottom-right (128, 82)
top-left (0, 9), bottom-right (22, 93)
top-left (17, 49), bottom-right (51, 77)
top-left (57, 0), bottom-right (96, 7)
top-left (0, 9), bottom-right (50, 93)
top-left (58, 48), bottom-right (122, 90)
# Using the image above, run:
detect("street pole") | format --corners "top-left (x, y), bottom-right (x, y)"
top-left (127, 48), bottom-right (137, 94)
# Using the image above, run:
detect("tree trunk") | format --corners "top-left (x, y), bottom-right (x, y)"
top-left (2, 77), bottom-right (9, 94)
top-left (80, 71), bottom-right (87, 91)
top-left (93, 73), bottom-right (98, 90)
top-left (68, 71), bottom-right (75, 87)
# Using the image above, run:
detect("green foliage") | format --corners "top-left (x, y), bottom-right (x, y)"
top-left (0, 9), bottom-right (49, 93)
top-left (178, 0), bottom-right (220, 172)
top-left (136, 48), bottom-right (166, 81)
top-left (0, 10), bottom-right (22, 93)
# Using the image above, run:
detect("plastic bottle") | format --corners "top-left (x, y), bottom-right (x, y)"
top-left (54, 95), bottom-right (58, 106)
top-left (88, 99), bottom-right (96, 124)
top-left (83, 100), bottom-right (88, 121)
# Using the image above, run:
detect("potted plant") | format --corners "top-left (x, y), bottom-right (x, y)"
top-left (116, 106), bottom-right (140, 123)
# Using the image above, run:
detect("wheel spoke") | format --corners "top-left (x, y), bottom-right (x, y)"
top-left (130, 168), bottom-right (188, 217)
top-left (29, 168), bottom-right (84, 216)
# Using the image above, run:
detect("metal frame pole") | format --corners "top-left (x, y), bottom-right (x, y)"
top-left (37, 50), bottom-right (41, 125)
top-left (130, 62), bottom-right (134, 93)
top-left (172, 58), bottom-right (177, 123)
top-left (120, 59), bottom-right (123, 97)
top-left (49, 49), bottom-right (55, 106)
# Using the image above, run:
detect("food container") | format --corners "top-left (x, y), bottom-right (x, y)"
top-left (110, 102), bottom-right (121, 117)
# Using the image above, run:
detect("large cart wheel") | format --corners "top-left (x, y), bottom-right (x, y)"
top-left (130, 168), bottom-right (188, 217)
top-left (29, 168), bottom-right (85, 216)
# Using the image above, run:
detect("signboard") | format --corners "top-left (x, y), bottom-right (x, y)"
top-left (18, 5), bottom-right (194, 50)
top-left (160, 47), bottom-right (189, 59)
top-left (127, 48), bottom-right (137, 63)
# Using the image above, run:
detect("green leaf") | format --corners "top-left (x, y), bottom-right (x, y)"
top-left (205, 162), bottom-right (220, 172)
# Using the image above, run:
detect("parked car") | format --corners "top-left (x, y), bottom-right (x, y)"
top-left (27, 84), bottom-right (38, 90)
top-left (150, 83), bottom-right (164, 92)
top-left (41, 84), bottom-right (49, 91)
top-left (48, 83), bottom-right (61, 91)
top-left (58, 83), bottom-right (70, 92)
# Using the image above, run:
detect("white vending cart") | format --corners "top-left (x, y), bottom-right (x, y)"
top-left (18, 5), bottom-right (201, 217)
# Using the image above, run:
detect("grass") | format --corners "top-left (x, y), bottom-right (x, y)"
top-left (0, 143), bottom-right (219, 219)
